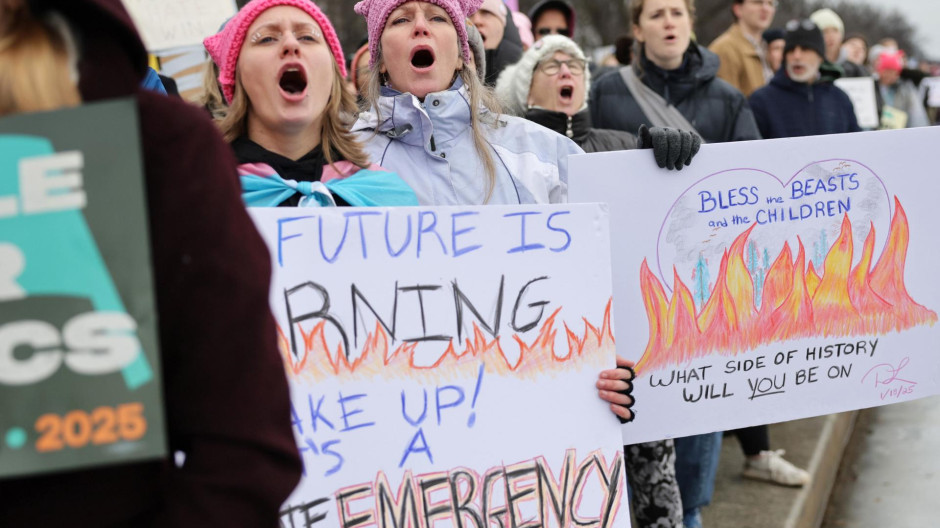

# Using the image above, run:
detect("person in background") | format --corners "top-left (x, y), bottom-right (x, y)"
top-left (0, 0), bottom-right (303, 524)
top-left (840, 33), bottom-right (870, 75)
top-left (873, 49), bottom-right (930, 128)
top-left (350, 0), bottom-right (639, 420)
top-left (762, 27), bottom-right (784, 73)
top-left (809, 7), bottom-right (865, 78)
top-left (708, 0), bottom-right (777, 96)
top-left (749, 20), bottom-right (860, 138)
top-left (468, 0), bottom-right (522, 84)
top-left (496, 34), bottom-right (701, 527)
top-left (527, 0), bottom-right (575, 41)
top-left (203, 0), bottom-right (417, 208)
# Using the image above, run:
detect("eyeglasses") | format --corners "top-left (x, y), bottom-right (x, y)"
top-left (745, 0), bottom-right (779, 7)
top-left (537, 27), bottom-right (569, 36)
top-left (537, 58), bottom-right (585, 75)
top-left (785, 19), bottom-right (818, 32)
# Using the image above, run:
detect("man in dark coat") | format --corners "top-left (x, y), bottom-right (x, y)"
top-left (0, 0), bottom-right (303, 525)
top-left (749, 19), bottom-right (861, 139)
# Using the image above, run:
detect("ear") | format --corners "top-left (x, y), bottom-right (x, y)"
top-left (632, 24), bottom-right (643, 43)
top-left (731, 3), bottom-right (742, 20)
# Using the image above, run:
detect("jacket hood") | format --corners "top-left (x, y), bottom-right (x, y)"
top-left (30, 0), bottom-right (149, 101)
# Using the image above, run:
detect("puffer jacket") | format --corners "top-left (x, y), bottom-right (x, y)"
top-left (352, 80), bottom-right (583, 205)
top-left (524, 107), bottom-right (638, 153)
top-left (749, 64), bottom-right (861, 138)
top-left (590, 44), bottom-right (762, 144)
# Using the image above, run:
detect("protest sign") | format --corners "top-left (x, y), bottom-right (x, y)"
top-left (249, 204), bottom-right (630, 528)
top-left (834, 77), bottom-right (880, 129)
top-left (922, 77), bottom-right (940, 108)
top-left (569, 127), bottom-right (940, 444)
top-left (121, 0), bottom-right (237, 52)
top-left (0, 100), bottom-right (166, 478)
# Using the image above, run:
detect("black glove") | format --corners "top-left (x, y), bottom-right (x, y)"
top-left (637, 124), bottom-right (702, 170)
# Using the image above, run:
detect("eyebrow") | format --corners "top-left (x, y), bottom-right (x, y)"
top-left (254, 21), bottom-right (319, 32)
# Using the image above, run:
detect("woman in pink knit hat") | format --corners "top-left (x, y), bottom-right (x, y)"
top-left (204, 0), bottom-right (417, 207)
top-left (351, 0), bottom-right (638, 422)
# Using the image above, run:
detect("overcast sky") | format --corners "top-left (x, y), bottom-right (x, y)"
top-left (857, 0), bottom-right (940, 60)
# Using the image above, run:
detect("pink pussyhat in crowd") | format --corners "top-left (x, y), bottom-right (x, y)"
top-left (354, 0), bottom-right (484, 68)
top-left (204, 0), bottom-right (347, 103)
top-left (875, 50), bottom-right (904, 73)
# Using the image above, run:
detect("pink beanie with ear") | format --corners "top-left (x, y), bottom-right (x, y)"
top-left (204, 0), bottom-right (347, 104)
top-left (354, 0), bottom-right (484, 69)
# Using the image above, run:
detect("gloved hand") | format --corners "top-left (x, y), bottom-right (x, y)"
top-left (637, 124), bottom-right (702, 170)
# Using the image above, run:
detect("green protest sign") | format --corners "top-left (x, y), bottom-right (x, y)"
top-left (0, 99), bottom-right (166, 478)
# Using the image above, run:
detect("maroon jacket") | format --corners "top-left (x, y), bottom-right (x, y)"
top-left (0, 1), bottom-right (302, 525)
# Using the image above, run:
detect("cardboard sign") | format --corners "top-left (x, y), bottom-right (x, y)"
top-left (834, 77), bottom-right (880, 129)
top-left (122, 0), bottom-right (237, 52)
top-left (0, 100), bottom-right (166, 478)
top-left (569, 128), bottom-right (940, 444)
top-left (249, 204), bottom-right (631, 528)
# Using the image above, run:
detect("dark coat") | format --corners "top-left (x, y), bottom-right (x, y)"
top-left (484, 7), bottom-right (524, 86)
top-left (590, 44), bottom-right (762, 144)
top-left (748, 65), bottom-right (861, 139)
top-left (0, 0), bottom-right (302, 526)
top-left (525, 107), bottom-right (638, 153)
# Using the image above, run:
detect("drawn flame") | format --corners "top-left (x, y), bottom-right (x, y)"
top-left (637, 198), bottom-right (936, 374)
top-left (278, 300), bottom-right (616, 382)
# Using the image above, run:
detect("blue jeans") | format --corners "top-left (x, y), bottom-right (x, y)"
top-left (674, 431), bottom-right (723, 525)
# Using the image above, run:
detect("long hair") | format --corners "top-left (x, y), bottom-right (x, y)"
top-left (0, 3), bottom-right (81, 116)
top-left (362, 46), bottom-right (504, 203)
top-left (215, 58), bottom-right (370, 171)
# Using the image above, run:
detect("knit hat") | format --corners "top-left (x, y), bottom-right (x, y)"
top-left (762, 28), bottom-right (784, 45)
top-left (494, 34), bottom-right (590, 116)
top-left (204, 0), bottom-right (346, 104)
top-left (784, 19), bottom-right (825, 60)
top-left (478, 0), bottom-right (507, 24)
top-left (354, 0), bottom-right (483, 69)
top-left (809, 8), bottom-right (844, 37)
top-left (465, 21), bottom-right (487, 81)
top-left (527, 0), bottom-right (575, 38)
top-left (875, 50), bottom-right (904, 73)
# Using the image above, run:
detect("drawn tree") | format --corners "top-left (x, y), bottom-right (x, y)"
top-left (692, 253), bottom-right (710, 310)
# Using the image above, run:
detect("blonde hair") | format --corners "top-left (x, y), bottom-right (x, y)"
top-left (362, 47), bottom-right (503, 203)
top-left (197, 59), bottom-right (228, 121)
top-left (216, 58), bottom-right (370, 171)
top-left (0, 2), bottom-right (81, 116)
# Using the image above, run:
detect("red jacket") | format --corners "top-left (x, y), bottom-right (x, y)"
top-left (0, 0), bottom-right (302, 525)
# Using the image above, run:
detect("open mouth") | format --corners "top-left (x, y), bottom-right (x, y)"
top-left (279, 68), bottom-right (307, 95)
top-left (411, 48), bottom-right (435, 69)
top-left (559, 86), bottom-right (573, 101)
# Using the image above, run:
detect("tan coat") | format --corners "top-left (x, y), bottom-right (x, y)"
top-left (708, 24), bottom-right (768, 96)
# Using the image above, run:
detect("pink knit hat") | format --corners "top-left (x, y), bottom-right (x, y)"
top-left (875, 50), bottom-right (904, 74)
top-left (354, 0), bottom-right (484, 69)
top-left (204, 0), bottom-right (347, 103)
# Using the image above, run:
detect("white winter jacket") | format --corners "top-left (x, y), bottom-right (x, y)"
top-left (352, 80), bottom-right (583, 205)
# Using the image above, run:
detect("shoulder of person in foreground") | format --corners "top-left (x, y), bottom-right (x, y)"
top-left (135, 90), bottom-right (303, 525)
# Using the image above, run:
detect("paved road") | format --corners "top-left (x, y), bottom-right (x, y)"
top-left (823, 395), bottom-right (940, 527)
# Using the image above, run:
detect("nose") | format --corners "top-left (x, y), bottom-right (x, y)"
top-left (414, 12), bottom-right (430, 36)
top-left (558, 62), bottom-right (572, 78)
top-left (281, 32), bottom-right (300, 57)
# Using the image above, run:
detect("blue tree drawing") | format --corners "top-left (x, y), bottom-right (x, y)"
top-left (692, 253), bottom-right (710, 311)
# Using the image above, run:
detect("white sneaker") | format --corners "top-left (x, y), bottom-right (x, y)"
top-left (742, 449), bottom-right (810, 487)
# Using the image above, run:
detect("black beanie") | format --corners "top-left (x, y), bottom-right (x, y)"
top-left (784, 19), bottom-right (825, 59)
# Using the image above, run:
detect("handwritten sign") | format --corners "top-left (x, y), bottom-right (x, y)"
top-left (569, 127), bottom-right (940, 444)
top-left (0, 100), bottom-right (166, 478)
top-left (922, 77), bottom-right (940, 108)
top-left (834, 77), bottom-right (880, 129)
top-left (121, 0), bottom-right (237, 52)
top-left (249, 204), bottom-right (630, 528)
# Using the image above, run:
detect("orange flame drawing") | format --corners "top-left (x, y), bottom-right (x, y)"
top-left (636, 198), bottom-right (936, 374)
top-left (277, 301), bottom-right (616, 382)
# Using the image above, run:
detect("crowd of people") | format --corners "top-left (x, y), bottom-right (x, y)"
top-left (0, 0), bottom-right (937, 526)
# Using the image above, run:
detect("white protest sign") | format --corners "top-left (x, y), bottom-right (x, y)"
top-left (121, 0), bottom-right (236, 52)
top-left (834, 77), bottom-right (880, 129)
top-left (249, 204), bottom-right (630, 528)
top-left (569, 127), bottom-right (940, 444)
top-left (921, 77), bottom-right (940, 108)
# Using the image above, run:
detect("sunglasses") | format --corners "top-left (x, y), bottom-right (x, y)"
top-left (537, 27), bottom-right (569, 36)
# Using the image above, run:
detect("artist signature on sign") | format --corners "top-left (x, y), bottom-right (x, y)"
top-left (861, 357), bottom-right (917, 401)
